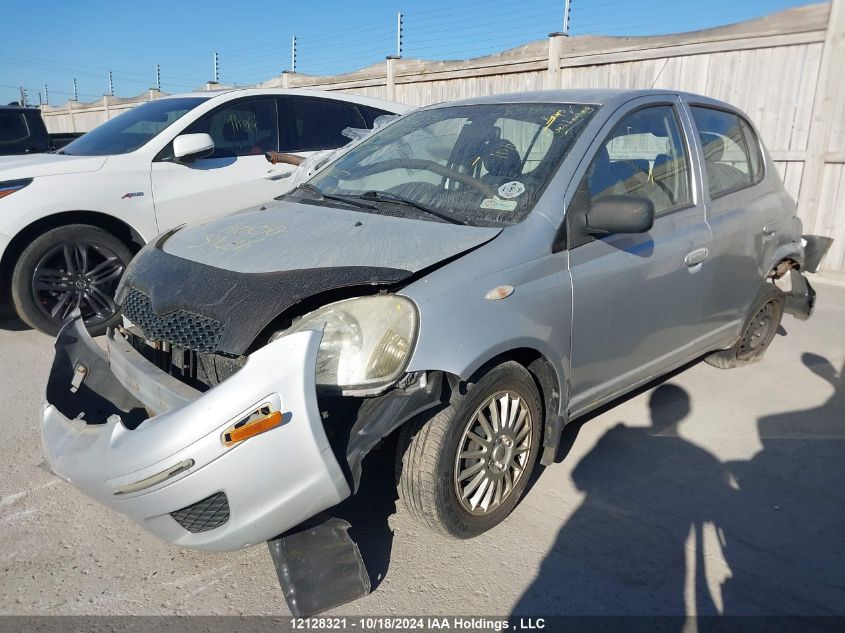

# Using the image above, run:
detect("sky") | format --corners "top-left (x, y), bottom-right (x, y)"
top-left (0, 0), bottom-right (820, 107)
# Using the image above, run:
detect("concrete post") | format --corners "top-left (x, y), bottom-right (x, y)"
top-left (547, 32), bottom-right (566, 90)
top-left (103, 95), bottom-right (112, 120)
top-left (386, 56), bottom-right (399, 101)
top-left (67, 100), bottom-right (76, 133)
top-left (798, 0), bottom-right (844, 252)
top-left (281, 71), bottom-right (291, 89)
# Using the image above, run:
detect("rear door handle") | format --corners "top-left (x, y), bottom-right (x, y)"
top-left (763, 221), bottom-right (779, 236)
top-left (684, 247), bottom-right (709, 267)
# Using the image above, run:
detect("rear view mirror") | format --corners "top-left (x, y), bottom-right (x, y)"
top-left (585, 196), bottom-right (655, 235)
top-left (173, 133), bottom-right (214, 163)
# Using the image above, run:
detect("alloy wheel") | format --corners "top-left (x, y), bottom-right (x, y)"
top-left (31, 240), bottom-right (125, 328)
top-left (453, 391), bottom-right (533, 515)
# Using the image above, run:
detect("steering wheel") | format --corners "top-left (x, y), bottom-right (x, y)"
top-left (350, 158), bottom-right (499, 199)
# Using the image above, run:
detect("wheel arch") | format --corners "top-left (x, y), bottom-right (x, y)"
top-left (446, 346), bottom-right (564, 437)
top-left (0, 211), bottom-right (146, 305)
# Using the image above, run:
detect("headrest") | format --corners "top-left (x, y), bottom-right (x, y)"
top-left (223, 118), bottom-right (249, 142)
top-left (483, 139), bottom-right (521, 178)
top-left (699, 133), bottom-right (725, 162)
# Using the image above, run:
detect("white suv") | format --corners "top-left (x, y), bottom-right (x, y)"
top-left (0, 88), bottom-right (409, 334)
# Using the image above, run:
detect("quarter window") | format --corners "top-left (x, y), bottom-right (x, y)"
top-left (690, 106), bottom-right (758, 197)
top-left (279, 97), bottom-right (367, 152)
top-left (187, 98), bottom-right (278, 158)
top-left (739, 117), bottom-right (764, 183)
top-left (581, 105), bottom-right (691, 216)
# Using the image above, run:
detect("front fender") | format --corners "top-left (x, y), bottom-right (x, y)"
top-left (404, 251), bottom-right (571, 416)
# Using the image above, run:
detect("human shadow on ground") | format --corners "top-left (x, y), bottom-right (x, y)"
top-left (512, 383), bottom-right (734, 618)
top-left (719, 354), bottom-right (845, 616)
top-left (512, 355), bottom-right (845, 622)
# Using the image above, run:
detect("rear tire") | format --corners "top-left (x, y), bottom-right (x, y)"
top-left (11, 224), bottom-right (132, 336)
top-left (395, 362), bottom-right (542, 539)
top-left (705, 282), bottom-right (784, 369)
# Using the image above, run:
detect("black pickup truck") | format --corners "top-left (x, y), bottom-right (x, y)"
top-left (0, 105), bottom-right (81, 155)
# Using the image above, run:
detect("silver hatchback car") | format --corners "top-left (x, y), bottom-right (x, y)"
top-left (41, 89), bottom-right (826, 613)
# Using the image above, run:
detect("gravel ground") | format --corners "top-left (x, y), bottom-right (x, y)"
top-left (0, 279), bottom-right (843, 618)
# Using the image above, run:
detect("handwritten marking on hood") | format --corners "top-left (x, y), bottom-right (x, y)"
top-left (188, 222), bottom-right (289, 253)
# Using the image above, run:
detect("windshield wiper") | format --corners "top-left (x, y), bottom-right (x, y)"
top-left (356, 190), bottom-right (470, 226)
top-left (281, 183), bottom-right (378, 210)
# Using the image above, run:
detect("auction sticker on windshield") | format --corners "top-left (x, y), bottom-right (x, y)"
top-left (481, 198), bottom-right (518, 211)
top-left (497, 181), bottom-right (525, 199)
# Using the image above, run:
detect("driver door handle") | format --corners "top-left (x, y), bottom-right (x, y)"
top-left (684, 247), bottom-right (709, 267)
top-left (262, 169), bottom-right (292, 181)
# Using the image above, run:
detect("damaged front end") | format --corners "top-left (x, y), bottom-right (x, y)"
top-left (42, 314), bottom-right (352, 551)
top-left (41, 307), bottom-right (446, 613)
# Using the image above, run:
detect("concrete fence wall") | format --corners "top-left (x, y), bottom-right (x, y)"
top-left (41, 1), bottom-right (845, 270)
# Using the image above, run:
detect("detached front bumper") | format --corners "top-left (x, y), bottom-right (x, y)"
top-left (41, 317), bottom-right (351, 551)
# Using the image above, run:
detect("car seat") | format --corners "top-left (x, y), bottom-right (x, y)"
top-left (699, 132), bottom-right (748, 194)
top-left (481, 139), bottom-right (522, 187)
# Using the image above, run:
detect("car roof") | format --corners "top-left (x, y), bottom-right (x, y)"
top-left (428, 88), bottom-right (733, 111)
top-left (160, 87), bottom-right (412, 114)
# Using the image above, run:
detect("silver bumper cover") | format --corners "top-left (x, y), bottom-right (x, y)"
top-left (41, 317), bottom-right (351, 551)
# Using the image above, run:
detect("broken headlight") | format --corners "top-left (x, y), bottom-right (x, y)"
top-left (276, 295), bottom-right (417, 393)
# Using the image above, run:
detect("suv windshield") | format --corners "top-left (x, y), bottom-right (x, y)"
top-left (308, 103), bottom-right (596, 226)
top-left (61, 97), bottom-right (208, 156)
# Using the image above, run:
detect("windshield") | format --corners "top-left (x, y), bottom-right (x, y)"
top-left (61, 97), bottom-right (208, 156)
top-left (308, 103), bottom-right (596, 226)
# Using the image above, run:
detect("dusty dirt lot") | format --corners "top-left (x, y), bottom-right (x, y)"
top-left (0, 279), bottom-right (843, 617)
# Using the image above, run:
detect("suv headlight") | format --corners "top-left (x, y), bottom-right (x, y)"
top-left (276, 295), bottom-right (418, 393)
top-left (0, 178), bottom-right (33, 200)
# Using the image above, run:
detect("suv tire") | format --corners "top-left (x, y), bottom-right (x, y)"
top-left (11, 224), bottom-right (132, 336)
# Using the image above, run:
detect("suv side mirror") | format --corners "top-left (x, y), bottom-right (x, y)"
top-left (173, 133), bottom-right (215, 163)
top-left (585, 196), bottom-right (655, 236)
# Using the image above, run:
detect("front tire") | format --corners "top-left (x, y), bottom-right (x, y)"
top-left (11, 224), bottom-right (132, 336)
top-left (705, 282), bottom-right (785, 369)
top-left (396, 361), bottom-right (542, 538)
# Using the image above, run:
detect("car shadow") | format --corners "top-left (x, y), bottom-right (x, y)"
top-left (511, 354), bottom-right (845, 621)
top-left (0, 311), bottom-right (30, 331)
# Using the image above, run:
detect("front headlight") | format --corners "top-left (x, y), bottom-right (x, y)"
top-left (277, 295), bottom-right (418, 393)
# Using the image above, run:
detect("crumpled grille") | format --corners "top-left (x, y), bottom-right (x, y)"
top-left (121, 289), bottom-right (224, 354)
top-left (170, 492), bottom-right (230, 533)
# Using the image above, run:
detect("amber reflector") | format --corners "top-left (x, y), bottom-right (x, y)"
top-left (222, 411), bottom-right (283, 447)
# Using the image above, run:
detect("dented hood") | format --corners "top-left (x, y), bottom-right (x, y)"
top-left (118, 200), bottom-right (500, 355)
top-left (161, 200), bottom-right (501, 274)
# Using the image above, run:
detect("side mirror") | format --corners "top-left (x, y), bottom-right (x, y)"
top-left (173, 133), bottom-right (214, 163)
top-left (585, 195), bottom-right (655, 236)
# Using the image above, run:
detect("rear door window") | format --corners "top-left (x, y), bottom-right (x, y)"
top-left (0, 112), bottom-right (29, 143)
top-left (279, 97), bottom-right (367, 152)
top-left (690, 106), bottom-right (757, 197)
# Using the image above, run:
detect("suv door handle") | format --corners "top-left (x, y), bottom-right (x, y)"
top-left (262, 169), bottom-right (292, 181)
top-left (684, 247), bottom-right (709, 267)
top-left (763, 221), bottom-right (779, 236)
